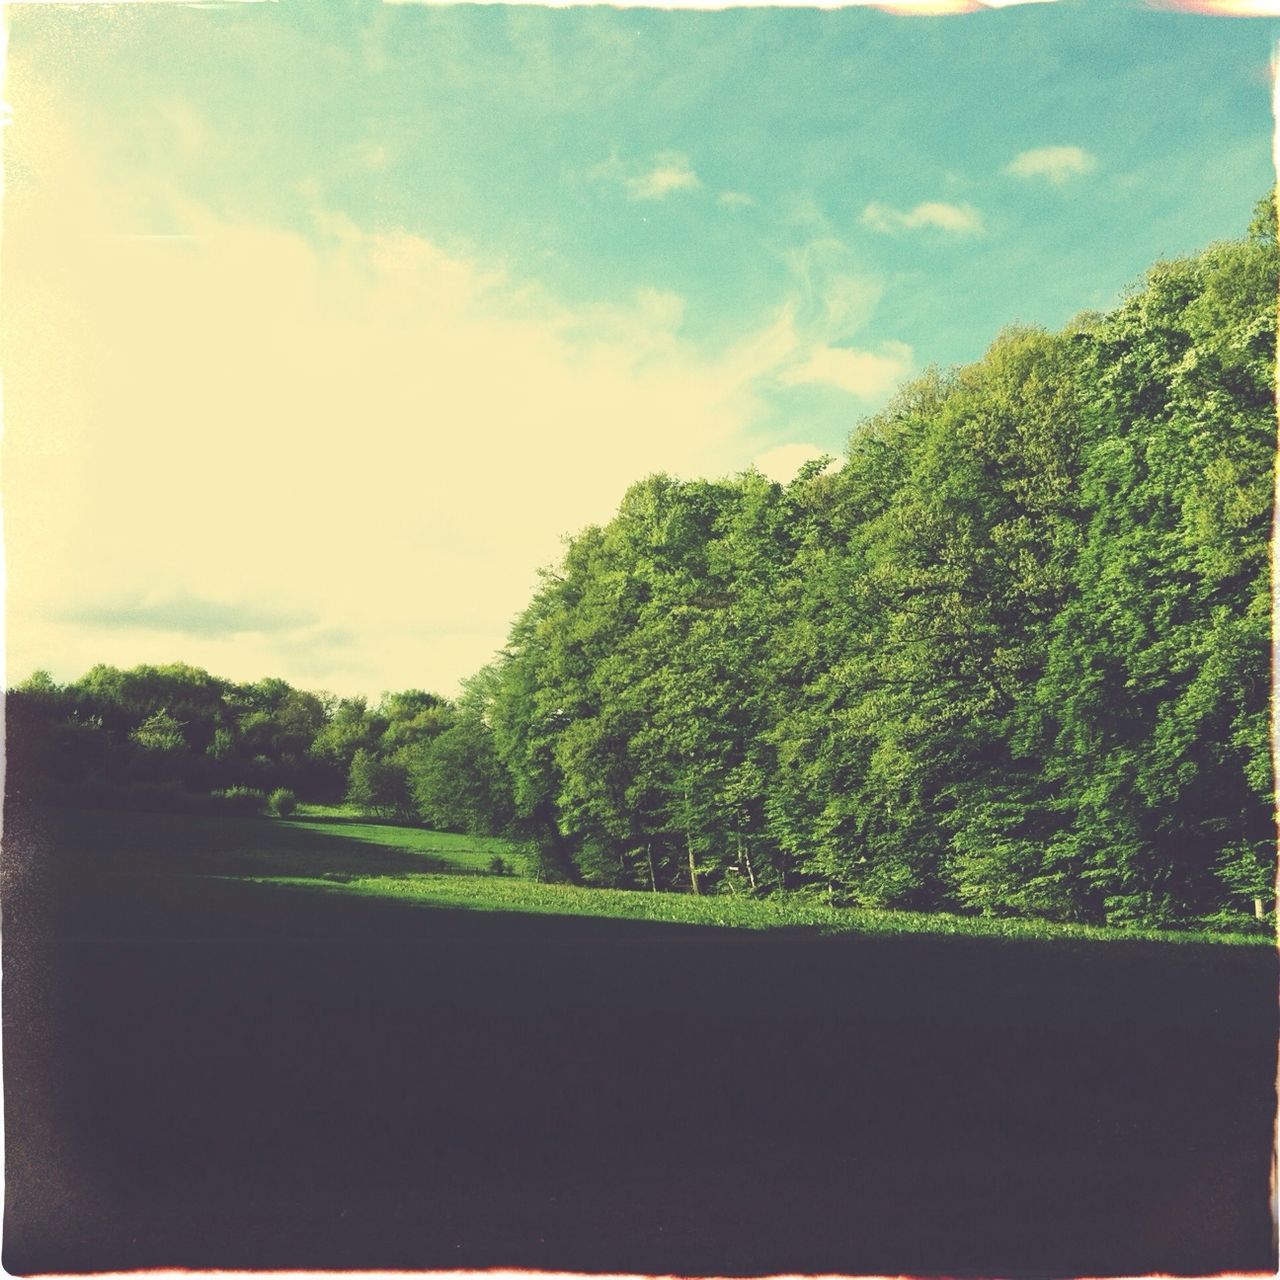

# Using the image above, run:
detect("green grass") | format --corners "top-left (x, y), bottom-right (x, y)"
top-left (255, 867), bottom-right (1268, 945)
top-left (281, 810), bottom-right (525, 873)
top-left (42, 806), bottom-right (1268, 946)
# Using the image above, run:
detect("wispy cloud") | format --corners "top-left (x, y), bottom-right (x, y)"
top-left (624, 152), bottom-right (700, 201)
top-left (862, 200), bottom-right (985, 235)
top-left (718, 190), bottom-right (756, 208)
top-left (592, 151), bottom-right (700, 201)
top-left (9, 184), bottom-right (773, 694)
top-left (820, 272), bottom-right (884, 333)
top-left (779, 340), bottom-right (914, 399)
top-left (781, 236), bottom-right (884, 336)
top-left (766, 227), bottom-right (911, 402)
top-left (1003, 145), bottom-right (1097, 184)
top-left (58, 593), bottom-right (317, 639)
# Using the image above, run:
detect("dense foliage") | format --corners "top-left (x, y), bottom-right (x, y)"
top-left (7, 663), bottom-right (510, 837)
top-left (10, 203), bottom-right (1275, 929)
top-left (476, 204), bottom-right (1276, 928)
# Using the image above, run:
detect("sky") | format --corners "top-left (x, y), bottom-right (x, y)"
top-left (3, 0), bottom-right (1276, 700)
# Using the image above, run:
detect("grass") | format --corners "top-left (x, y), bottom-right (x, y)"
top-left (281, 811), bottom-right (525, 873)
top-left (43, 805), bottom-right (525, 880)
top-left (43, 805), bottom-right (1267, 946)
top-left (7, 801), bottom-right (1277, 1276)
top-left (260, 866), bottom-right (1269, 945)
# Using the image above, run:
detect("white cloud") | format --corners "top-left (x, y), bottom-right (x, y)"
top-left (5, 87), bottom-right (918, 698)
top-left (761, 231), bottom-right (913, 402)
top-left (590, 151), bottom-right (701, 201)
top-left (5, 183), bottom-right (776, 697)
top-left (753, 443), bottom-right (837, 485)
top-left (821, 272), bottom-right (884, 334)
top-left (862, 200), bottom-right (985, 235)
top-left (718, 190), bottom-right (756, 208)
top-left (781, 238), bottom-right (885, 343)
top-left (779, 340), bottom-right (914, 399)
top-left (622, 151), bottom-right (700, 201)
top-left (1003, 145), bottom-right (1098, 184)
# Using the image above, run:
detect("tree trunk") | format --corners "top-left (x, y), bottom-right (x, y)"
top-left (647, 842), bottom-right (658, 894)
top-left (738, 834), bottom-right (757, 890)
top-left (683, 777), bottom-right (701, 895)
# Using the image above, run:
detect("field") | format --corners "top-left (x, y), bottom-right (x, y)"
top-left (5, 805), bottom-right (1276, 1275)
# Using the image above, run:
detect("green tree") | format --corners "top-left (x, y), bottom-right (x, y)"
top-left (410, 715), bottom-right (512, 835)
top-left (1033, 227), bottom-right (1276, 924)
top-left (130, 708), bottom-right (186, 754)
top-left (346, 747), bottom-right (412, 820)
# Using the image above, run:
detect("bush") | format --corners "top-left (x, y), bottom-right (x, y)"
top-left (488, 854), bottom-right (510, 876)
top-left (268, 787), bottom-right (298, 817)
top-left (211, 786), bottom-right (266, 816)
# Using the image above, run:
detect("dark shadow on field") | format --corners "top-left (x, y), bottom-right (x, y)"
top-left (5, 803), bottom-right (1277, 1277)
top-left (34, 806), bottom-right (484, 897)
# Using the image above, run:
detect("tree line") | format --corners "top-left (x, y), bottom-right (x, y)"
top-left (474, 199), bottom-right (1276, 928)
top-left (8, 664), bottom-right (510, 835)
top-left (10, 198), bottom-right (1275, 929)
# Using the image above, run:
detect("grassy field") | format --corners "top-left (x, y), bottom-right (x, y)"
top-left (43, 805), bottom-right (525, 879)
top-left (258, 867), bottom-right (1274, 945)
top-left (37, 806), bottom-right (1268, 945)
top-left (292, 803), bottom-right (526, 871)
top-left (5, 803), bottom-right (1277, 1276)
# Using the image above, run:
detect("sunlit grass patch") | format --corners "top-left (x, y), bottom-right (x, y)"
top-left (255, 870), bottom-right (1269, 945)
top-left (278, 815), bottom-right (527, 874)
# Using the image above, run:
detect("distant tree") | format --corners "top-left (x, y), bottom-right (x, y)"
top-left (308, 696), bottom-right (378, 799)
top-left (15, 669), bottom-right (61, 701)
top-left (346, 747), bottom-right (412, 820)
top-left (130, 709), bottom-right (186, 754)
top-left (379, 689), bottom-right (453, 755)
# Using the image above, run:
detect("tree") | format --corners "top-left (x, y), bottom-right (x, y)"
top-left (130, 708), bottom-right (186, 754)
top-left (410, 716), bottom-right (512, 835)
top-left (346, 747), bottom-right (412, 820)
top-left (1031, 227), bottom-right (1276, 923)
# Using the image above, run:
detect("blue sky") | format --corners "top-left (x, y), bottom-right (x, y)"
top-left (5, 0), bottom-right (1275, 696)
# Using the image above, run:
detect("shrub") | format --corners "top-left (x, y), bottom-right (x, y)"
top-left (268, 787), bottom-right (298, 817)
top-left (211, 786), bottom-right (266, 816)
top-left (488, 854), bottom-right (510, 876)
